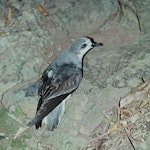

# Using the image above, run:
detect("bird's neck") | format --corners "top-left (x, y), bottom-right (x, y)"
top-left (55, 51), bottom-right (83, 69)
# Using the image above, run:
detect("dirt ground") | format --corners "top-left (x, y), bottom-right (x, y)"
top-left (0, 0), bottom-right (150, 149)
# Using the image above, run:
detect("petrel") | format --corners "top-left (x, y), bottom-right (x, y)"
top-left (27, 37), bottom-right (103, 131)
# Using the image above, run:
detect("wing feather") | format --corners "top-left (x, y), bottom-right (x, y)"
top-left (27, 64), bottom-right (82, 127)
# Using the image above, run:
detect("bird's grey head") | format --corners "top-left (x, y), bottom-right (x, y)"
top-left (68, 37), bottom-right (103, 60)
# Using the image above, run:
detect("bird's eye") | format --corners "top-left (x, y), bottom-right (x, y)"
top-left (81, 44), bottom-right (87, 49)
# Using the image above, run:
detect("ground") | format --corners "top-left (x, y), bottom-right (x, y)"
top-left (0, 0), bottom-right (150, 149)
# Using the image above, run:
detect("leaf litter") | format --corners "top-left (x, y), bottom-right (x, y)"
top-left (82, 79), bottom-right (150, 150)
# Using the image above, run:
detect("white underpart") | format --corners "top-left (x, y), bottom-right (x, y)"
top-left (43, 94), bottom-right (71, 129)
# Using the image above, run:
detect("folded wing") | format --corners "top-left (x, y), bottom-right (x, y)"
top-left (27, 64), bottom-right (82, 128)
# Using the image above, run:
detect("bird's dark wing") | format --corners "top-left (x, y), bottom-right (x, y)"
top-left (27, 64), bottom-right (82, 127)
top-left (35, 94), bottom-right (69, 129)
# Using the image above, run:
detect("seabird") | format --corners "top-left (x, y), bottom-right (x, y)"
top-left (27, 37), bottom-right (103, 131)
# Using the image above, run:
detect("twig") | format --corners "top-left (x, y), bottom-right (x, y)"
top-left (121, 125), bottom-right (136, 150)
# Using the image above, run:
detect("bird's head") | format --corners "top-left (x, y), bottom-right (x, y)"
top-left (69, 37), bottom-right (103, 60)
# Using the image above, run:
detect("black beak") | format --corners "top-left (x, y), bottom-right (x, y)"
top-left (92, 41), bottom-right (103, 47)
top-left (86, 37), bottom-right (103, 47)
